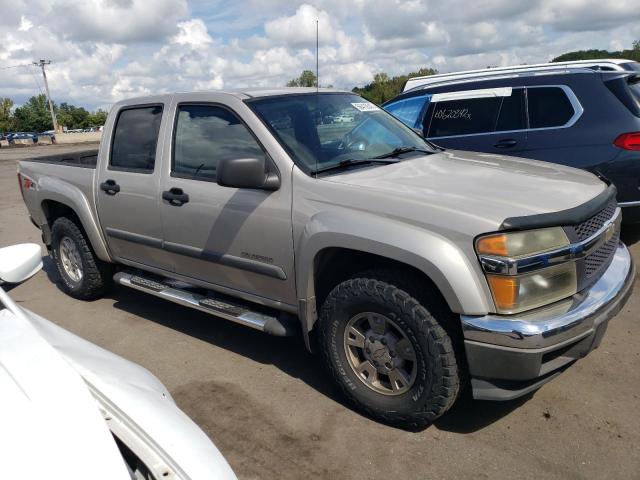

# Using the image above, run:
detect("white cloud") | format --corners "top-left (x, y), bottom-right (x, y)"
top-left (609, 39), bottom-right (624, 51)
top-left (264, 4), bottom-right (336, 48)
top-left (18, 16), bottom-right (32, 32)
top-left (172, 19), bottom-right (212, 48)
top-left (53, 0), bottom-right (189, 43)
top-left (0, 0), bottom-right (639, 110)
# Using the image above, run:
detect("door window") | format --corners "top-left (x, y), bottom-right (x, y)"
top-left (427, 97), bottom-right (501, 137)
top-left (110, 105), bottom-right (163, 172)
top-left (173, 105), bottom-right (266, 181)
top-left (527, 87), bottom-right (575, 129)
top-left (495, 89), bottom-right (526, 131)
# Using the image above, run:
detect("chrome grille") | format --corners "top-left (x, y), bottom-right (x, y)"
top-left (585, 230), bottom-right (619, 277)
top-left (572, 201), bottom-right (617, 241)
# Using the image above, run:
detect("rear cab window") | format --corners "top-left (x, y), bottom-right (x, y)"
top-left (110, 105), bottom-right (163, 173)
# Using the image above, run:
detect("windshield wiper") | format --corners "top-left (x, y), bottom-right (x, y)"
top-left (374, 146), bottom-right (434, 159)
top-left (313, 158), bottom-right (399, 175)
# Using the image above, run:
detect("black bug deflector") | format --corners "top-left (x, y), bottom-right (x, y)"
top-left (500, 184), bottom-right (617, 231)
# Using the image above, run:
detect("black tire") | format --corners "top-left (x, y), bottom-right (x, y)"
top-left (50, 216), bottom-right (113, 299)
top-left (318, 271), bottom-right (460, 429)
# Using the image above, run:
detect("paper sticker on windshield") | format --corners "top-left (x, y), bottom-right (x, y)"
top-left (351, 102), bottom-right (380, 112)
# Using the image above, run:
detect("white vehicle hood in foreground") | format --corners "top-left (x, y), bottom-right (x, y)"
top-left (0, 306), bottom-right (237, 480)
top-left (0, 308), bottom-right (130, 479)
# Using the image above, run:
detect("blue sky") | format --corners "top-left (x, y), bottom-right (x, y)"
top-left (1, 0), bottom-right (639, 110)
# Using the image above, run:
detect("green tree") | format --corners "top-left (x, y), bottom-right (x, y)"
top-left (0, 97), bottom-right (16, 132)
top-left (88, 109), bottom-right (108, 127)
top-left (5, 95), bottom-right (109, 132)
top-left (552, 41), bottom-right (640, 63)
top-left (352, 67), bottom-right (438, 105)
top-left (286, 70), bottom-right (318, 87)
top-left (13, 94), bottom-right (53, 132)
top-left (57, 102), bottom-right (91, 129)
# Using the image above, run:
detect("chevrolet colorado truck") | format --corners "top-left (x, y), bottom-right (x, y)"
top-left (18, 88), bottom-right (635, 428)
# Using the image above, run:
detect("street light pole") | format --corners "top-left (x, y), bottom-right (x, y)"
top-left (33, 59), bottom-right (59, 133)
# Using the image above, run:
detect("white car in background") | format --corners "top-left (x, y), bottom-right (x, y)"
top-left (0, 243), bottom-right (236, 480)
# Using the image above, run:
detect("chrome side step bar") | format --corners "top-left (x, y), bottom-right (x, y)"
top-left (113, 271), bottom-right (295, 336)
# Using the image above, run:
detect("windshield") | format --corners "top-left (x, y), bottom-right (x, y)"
top-left (247, 93), bottom-right (435, 175)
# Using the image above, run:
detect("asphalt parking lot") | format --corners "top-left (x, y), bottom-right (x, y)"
top-left (2, 144), bottom-right (639, 480)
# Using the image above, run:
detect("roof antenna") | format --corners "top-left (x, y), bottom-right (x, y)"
top-left (316, 18), bottom-right (319, 91)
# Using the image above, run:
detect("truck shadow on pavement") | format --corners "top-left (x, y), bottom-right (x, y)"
top-left (41, 255), bottom-right (542, 433)
top-left (109, 285), bottom-right (533, 433)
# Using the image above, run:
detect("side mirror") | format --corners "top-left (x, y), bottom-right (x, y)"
top-left (216, 157), bottom-right (280, 191)
top-left (0, 243), bottom-right (43, 284)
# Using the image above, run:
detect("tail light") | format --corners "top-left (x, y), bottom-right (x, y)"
top-left (613, 132), bottom-right (640, 151)
top-left (17, 173), bottom-right (35, 200)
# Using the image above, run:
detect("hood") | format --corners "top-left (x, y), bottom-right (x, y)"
top-left (0, 308), bottom-right (131, 480)
top-left (23, 306), bottom-right (237, 480)
top-left (324, 149), bottom-right (606, 233)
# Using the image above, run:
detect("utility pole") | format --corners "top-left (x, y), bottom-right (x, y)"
top-left (33, 59), bottom-right (59, 133)
top-left (316, 19), bottom-right (319, 91)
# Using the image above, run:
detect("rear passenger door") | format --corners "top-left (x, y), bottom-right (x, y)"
top-left (96, 101), bottom-right (172, 271)
top-left (519, 86), bottom-right (588, 166)
top-left (424, 88), bottom-right (527, 154)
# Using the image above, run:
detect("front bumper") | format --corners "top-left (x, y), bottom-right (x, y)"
top-left (460, 243), bottom-right (635, 401)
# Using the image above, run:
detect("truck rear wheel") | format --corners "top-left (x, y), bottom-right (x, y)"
top-left (318, 272), bottom-right (460, 429)
top-left (51, 217), bottom-right (113, 300)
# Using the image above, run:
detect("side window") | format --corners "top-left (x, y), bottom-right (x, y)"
top-left (173, 105), bottom-right (266, 181)
top-left (427, 97), bottom-right (501, 137)
top-left (495, 89), bottom-right (526, 131)
top-left (110, 105), bottom-right (163, 172)
top-left (527, 87), bottom-right (575, 129)
top-left (384, 94), bottom-right (432, 128)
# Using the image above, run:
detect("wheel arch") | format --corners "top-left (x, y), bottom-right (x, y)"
top-left (37, 182), bottom-right (112, 263)
top-left (296, 219), bottom-right (493, 349)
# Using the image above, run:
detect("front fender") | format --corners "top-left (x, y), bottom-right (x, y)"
top-left (36, 177), bottom-right (112, 262)
top-left (296, 210), bottom-right (493, 333)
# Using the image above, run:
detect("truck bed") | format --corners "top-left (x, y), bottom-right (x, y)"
top-left (22, 149), bottom-right (99, 169)
top-left (18, 149), bottom-right (100, 241)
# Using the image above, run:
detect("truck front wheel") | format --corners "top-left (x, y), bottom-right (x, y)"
top-left (318, 273), bottom-right (460, 428)
top-left (51, 217), bottom-right (113, 300)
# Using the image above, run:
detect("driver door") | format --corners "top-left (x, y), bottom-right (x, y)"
top-left (158, 97), bottom-right (296, 305)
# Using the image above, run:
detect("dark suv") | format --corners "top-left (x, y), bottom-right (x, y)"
top-left (384, 68), bottom-right (640, 221)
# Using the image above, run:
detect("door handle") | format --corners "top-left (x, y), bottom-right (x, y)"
top-left (162, 188), bottom-right (190, 206)
top-left (494, 139), bottom-right (518, 148)
top-left (100, 179), bottom-right (120, 195)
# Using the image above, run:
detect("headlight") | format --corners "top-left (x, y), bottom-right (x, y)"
top-left (485, 263), bottom-right (577, 314)
top-left (475, 227), bottom-right (569, 257)
top-left (476, 228), bottom-right (578, 314)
